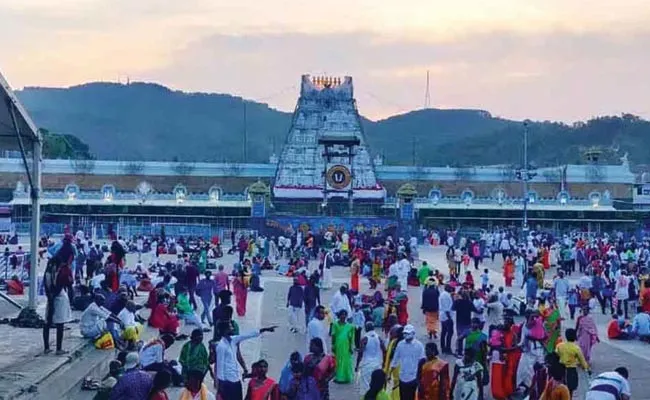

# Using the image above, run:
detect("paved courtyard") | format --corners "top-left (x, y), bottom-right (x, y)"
top-left (1, 245), bottom-right (649, 399)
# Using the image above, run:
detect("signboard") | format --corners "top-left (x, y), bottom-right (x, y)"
top-left (251, 197), bottom-right (266, 218)
top-left (401, 203), bottom-right (414, 220)
top-left (326, 164), bottom-right (352, 191)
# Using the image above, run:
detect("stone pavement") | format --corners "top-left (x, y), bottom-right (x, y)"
top-left (3, 245), bottom-right (649, 399)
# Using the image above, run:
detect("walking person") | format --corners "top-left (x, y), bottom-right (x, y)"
top-left (389, 324), bottom-right (426, 400)
top-left (287, 277), bottom-right (305, 333)
top-left (331, 309), bottom-right (355, 384)
top-left (306, 305), bottom-right (329, 354)
top-left (356, 321), bottom-right (385, 394)
top-left (303, 275), bottom-right (321, 326)
top-left (196, 271), bottom-right (216, 326)
top-left (421, 278), bottom-right (440, 340)
top-left (439, 284), bottom-right (454, 354)
top-left (42, 258), bottom-right (73, 355)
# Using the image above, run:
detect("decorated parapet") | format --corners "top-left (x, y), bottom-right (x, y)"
top-left (397, 183), bottom-right (417, 220)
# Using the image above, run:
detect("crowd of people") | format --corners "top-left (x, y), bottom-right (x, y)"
top-left (6, 225), bottom-right (643, 400)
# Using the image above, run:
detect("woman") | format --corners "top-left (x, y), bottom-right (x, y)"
top-left (245, 360), bottom-right (280, 400)
top-left (540, 362), bottom-right (570, 400)
top-left (350, 257), bottom-right (360, 293)
top-left (362, 369), bottom-right (390, 400)
top-left (303, 338), bottom-right (336, 399)
top-left (382, 325), bottom-right (403, 400)
top-left (43, 257), bottom-right (73, 355)
top-left (451, 348), bottom-right (484, 400)
top-left (322, 251), bottom-right (334, 290)
top-left (233, 270), bottom-right (248, 317)
top-left (464, 318), bottom-right (489, 386)
top-left (418, 342), bottom-right (450, 400)
top-left (372, 257), bottom-right (383, 287)
top-left (514, 254), bottom-right (526, 288)
top-left (356, 322), bottom-right (385, 394)
top-left (490, 317), bottom-right (521, 400)
top-left (503, 256), bottom-right (515, 287)
top-left (543, 300), bottom-right (562, 353)
top-left (288, 362), bottom-right (320, 400)
top-left (330, 310), bottom-right (355, 384)
top-left (575, 306), bottom-right (598, 363)
top-left (279, 352), bottom-right (302, 398)
top-left (149, 370), bottom-right (171, 400)
top-left (149, 295), bottom-right (180, 336)
top-left (179, 329), bottom-right (209, 380)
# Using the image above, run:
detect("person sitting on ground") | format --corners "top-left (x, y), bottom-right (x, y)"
top-left (119, 267), bottom-right (138, 299)
top-left (6, 275), bottom-right (24, 295)
top-left (179, 328), bottom-right (210, 381)
top-left (109, 353), bottom-right (153, 400)
top-left (176, 286), bottom-right (207, 331)
top-left (140, 334), bottom-right (183, 387)
top-left (607, 314), bottom-right (632, 340)
top-left (149, 294), bottom-right (181, 336)
top-left (118, 300), bottom-right (143, 348)
top-left (632, 307), bottom-right (650, 341)
top-left (72, 283), bottom-right (94, 311)
top-left (91, 360), bottom-right (122, 400)
top-left (80, 293), bottom-right (124, 342)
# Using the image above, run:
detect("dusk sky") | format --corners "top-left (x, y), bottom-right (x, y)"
top-left (1, 0), bottom-right (649, 121)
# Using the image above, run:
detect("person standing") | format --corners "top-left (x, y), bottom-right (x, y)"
top-left (452, 291), bottom-right (478, 356)
top-left (245, 359), bottom-right (280, 400)
top-left (554, 270), bottom-right (570, 319)
top-left (576, 307), bottom-right (599, 363)
top-left (215, 322), bottom-right (276, 400)
top-left (42, 258), bottom-right (73, 355)
top-left (307, 305), bottom-right (329, 354)
top-left (287, 277), bottom-right (305, 333)
top-left (389, 324), bottom-right (425, 400)
top-left (233, 270), bottom-right (248, 317)
top-left (356, 321), bottom-right (385, 394)
top-left (439, 285), bottom-right (454, 354)
top-left (350, 256), bottom-right (360, 293)
top-left (304, 338), bottom-right (336, 399)
top-left (331, 309), bottom-right (355, 384)
top-left (451, 348), bottom-right (484, 400)
top-left (421, 279), bottom-right (440, 340)
top-left (418, 342), bottom-right (450, 400)
top-left (303, 275), bottom-right (321, 326)
top-left (196, 271), bottom-right (216, 326)
top-left (555, 328), bottom-right (591, 397)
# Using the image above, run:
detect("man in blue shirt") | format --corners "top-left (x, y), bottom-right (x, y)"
top-left (632, 307), bottom-right (650, 341)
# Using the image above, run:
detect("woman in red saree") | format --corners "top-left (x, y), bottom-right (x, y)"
top-left (149, 296), bottom-right (180, 335)
top-left (491, 317), bottom-right (521, 399)
top-left (542, 247), bottom-right (550, 270)
top-left (350, 257), bottom-right (360, 293)
top-left (246, 359), bottom-right (280, 400)
top-left (503, 257), bottom-right (515, 287)
top-left (233, 271), bottom-right (248, 317)
top-left (419, 342), bottom-right (450, 400)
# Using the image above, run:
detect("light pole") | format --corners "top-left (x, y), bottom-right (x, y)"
top-left (517, 120), bottom-right (535, 232)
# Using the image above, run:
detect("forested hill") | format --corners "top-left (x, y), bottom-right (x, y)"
top-left (16, 82), bottom-right (650, 168)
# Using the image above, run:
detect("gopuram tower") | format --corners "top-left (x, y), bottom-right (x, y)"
top-left (273, 75), bottom-right (384, 213)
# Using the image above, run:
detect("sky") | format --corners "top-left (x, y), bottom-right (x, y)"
top-left (1, 0), bottom-right (649, 121)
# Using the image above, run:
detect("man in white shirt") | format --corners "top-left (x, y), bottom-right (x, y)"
top-left (330, 285), bottom-right (352, 317)
top-left (439, 285), bottom-right (454, 354)
top-left (306, 305), bottom-right (329, 353)
top-left (395, 253), bottom-right (411, 291)
top-left (215, 322), bottom-right (276, 400)
top-left (390, 324), bottom-right (425, 400)
top-left (586, 367), bottom-right (631, 400)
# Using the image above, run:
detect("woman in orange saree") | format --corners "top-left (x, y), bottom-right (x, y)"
top-left (418, 342), bottom-right (450, 400)
top-left (491, 317), bottom-right (521, 400)
top-left (503, 257), bottom-right (515, 287)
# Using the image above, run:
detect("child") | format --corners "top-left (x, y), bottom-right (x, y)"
top-left (555, 328), bottom-right (591, 397)
top-left (465, 271), bottom-right (475, 289)
top-left (351, 302), bottom-right (366, 349)
top-left (480, 269), bottom-right (489, 291)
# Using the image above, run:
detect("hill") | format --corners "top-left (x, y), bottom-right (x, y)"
top-left (16, 82), bottom-right (650, 167)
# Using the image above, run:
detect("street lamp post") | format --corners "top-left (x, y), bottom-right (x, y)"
top-left (517, 121), bottom-right (536, 232)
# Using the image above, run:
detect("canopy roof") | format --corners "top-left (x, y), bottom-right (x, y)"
top-left (0, 70), bottom-right (40, 150)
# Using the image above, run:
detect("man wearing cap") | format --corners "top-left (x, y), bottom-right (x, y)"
top-left (109, 352), bottom-right (153, 400)
top-left (389, 324), bottom-right (426, 400)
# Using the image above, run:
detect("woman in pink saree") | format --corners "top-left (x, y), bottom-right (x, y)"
top-left (576, 306), bottom-right (599, 362)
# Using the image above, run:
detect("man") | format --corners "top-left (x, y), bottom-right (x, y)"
top-left (307, 305), bottom-right (329, 354)
top-left (395, 253), bottom-right (411, 291)
top-left (80, 294), bottom-right (123, 341)
top-left (287, 277), bottom-right (304, 333)
top-left (330, 285), bottom-right (352, 317)
top-left (139, 334), bottom-right (183, 386)
top-left (554, 270), bottom-right (570, 318)
top-left (215, 321), bottom-right (276, 400)
top-left (109, 352), bottom-right (153, 400)
top-left (439, 284), bottom-right (454, 354)
top-left (631, 306), bottom-right (650, 341)
top-left (421, 279), bottom-right (440, 339)
top-left (452, 290), bottom-right (477, 356)
top-left (586, 367), bottom-right (631, 400)
top-left (389, 324), bottom-right (425, 400)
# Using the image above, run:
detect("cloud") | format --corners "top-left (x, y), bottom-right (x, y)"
top-left (142, 30), bottom-right (650, 121)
